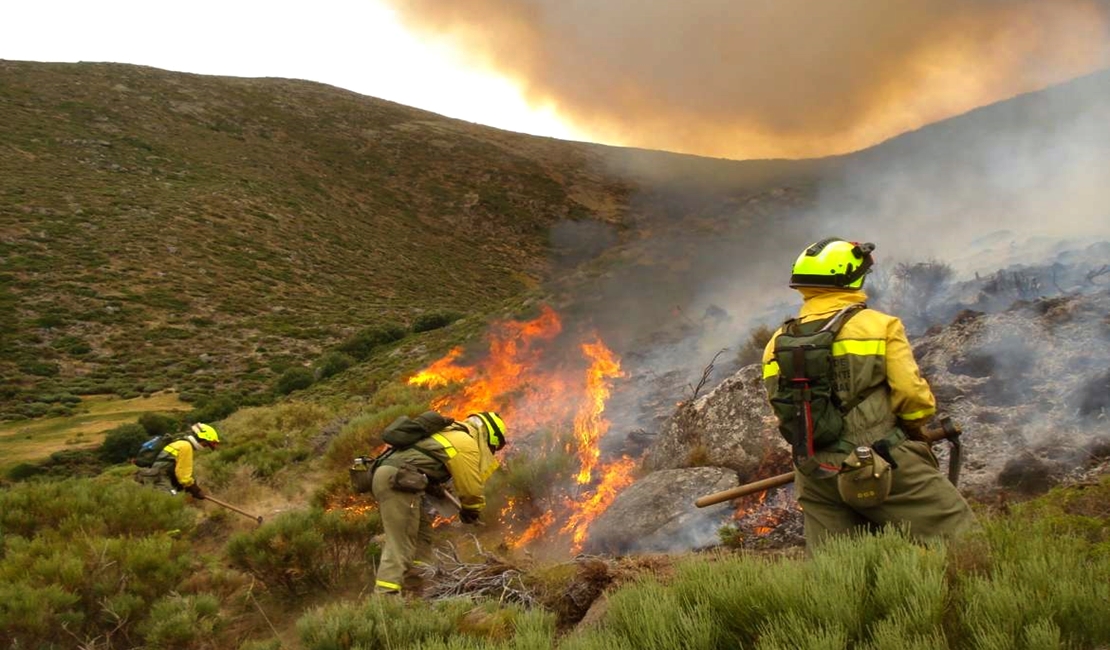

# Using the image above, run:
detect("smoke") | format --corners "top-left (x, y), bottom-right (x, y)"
top-left (386, 0), bottom-right (1110, 158)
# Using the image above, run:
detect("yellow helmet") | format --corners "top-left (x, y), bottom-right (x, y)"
top-left (470, 411), bottom-right (507, 452)
top-left (190, 422), bottom-right (220, 448)
top-left (789, 238), bottom-right (875, 289)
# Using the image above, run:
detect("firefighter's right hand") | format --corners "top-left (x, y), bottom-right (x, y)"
top-left (185, 484), bottom-right (205, 500)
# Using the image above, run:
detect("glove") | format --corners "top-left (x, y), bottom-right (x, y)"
top-left (185, 484), bottom-right (205, 500)
top-left (459, 509), bottom-right (481, 524)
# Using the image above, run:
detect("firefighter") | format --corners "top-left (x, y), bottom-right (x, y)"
top-left (136, 422), bottom-right (220, 499)
top-left (371, 411), bottom-right (507, 596)
top-left (761, 238), bottom-right (975, 548)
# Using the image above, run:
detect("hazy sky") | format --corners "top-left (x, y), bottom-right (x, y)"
top-left (4, 0), bottom-right (1108, 159)
top-left (1, 0), bottom-right (589, 142)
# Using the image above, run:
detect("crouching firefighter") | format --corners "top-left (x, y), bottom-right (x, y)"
top-left (135, 423), bottom-right (220, 500)
top-left (368, 410), bottom-right (507, 596)
top-left (762, 238), bottom-right (976, 549)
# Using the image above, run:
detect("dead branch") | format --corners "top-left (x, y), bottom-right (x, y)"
top-left (688, 349), bottom-right (727, 400)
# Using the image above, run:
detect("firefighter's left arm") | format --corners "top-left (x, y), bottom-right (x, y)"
top-left (445, 446), bottom-right (486, 514)
top-left (760, 328), bottom-right (783, 401)
top-left (885, 317), bottom-right (936, 423)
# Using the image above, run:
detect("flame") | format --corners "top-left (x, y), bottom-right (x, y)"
top-left (407, 305), bottom-right (635, 554)
top-left (561, 456), bottom-right (637, 553)
top-left (407, 347), bottom-right (474, 388)
top-left (574, 339), bottom-right (623, 484)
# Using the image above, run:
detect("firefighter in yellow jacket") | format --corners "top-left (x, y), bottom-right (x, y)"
top-left (371, 410), bottom-right (507, 595)
top-left (762, 238), bottom-right (975, 547)
top-left (137, 423), bottom-right (220, 499)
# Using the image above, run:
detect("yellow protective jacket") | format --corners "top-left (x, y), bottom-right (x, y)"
top-left (761, 289), bottom-right (936, 472)
top-left (158, 440), bottom-right (198, 488)
top-left (382, 419), bottom-right (499, 514)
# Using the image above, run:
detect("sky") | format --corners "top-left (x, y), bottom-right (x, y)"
top-left (4, 0), bottom-right (1109, 160)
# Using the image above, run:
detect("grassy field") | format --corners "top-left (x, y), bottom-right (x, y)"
top-left (0, 391), bottom-right (191, 473)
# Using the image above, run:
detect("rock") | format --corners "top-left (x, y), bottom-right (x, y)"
top-left (584, 466), bottom-right (738, 554)
top-left (642, 364), bottom-right (787, 475)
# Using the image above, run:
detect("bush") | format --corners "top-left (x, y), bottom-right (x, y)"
top-left (137, 593), bottom-right (222, 649)
top-left (227, 508), bottom-right (379, 597)
top-left (314, 351), bottom-right (354, 380)
top-left (275, 367), bottom-right (314, 395)
top-left (411, 311), bottom-right (463, 333)
top-left (736, 323), bottom-right (775, 367)
top-left (187, 394), bottom-right (238, 422)
top-left (98, 422), bottom-right (150, 464)
top-left (139, 412), bottom-right (179, 436)
top-left (0, 478), bottom-right (197, 648)
top-left (336, 324), bottom-right (407, 361)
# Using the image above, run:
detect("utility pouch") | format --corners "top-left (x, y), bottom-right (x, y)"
top-left (389, 464), bottom-right (430, 493)
top-left (837, 447), bottom-right (892, 509)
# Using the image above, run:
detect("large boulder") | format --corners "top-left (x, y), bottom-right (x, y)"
top-left (584, 466), bottom-right (738, 554)
top-left (642, 364), bottom-right (787, 476)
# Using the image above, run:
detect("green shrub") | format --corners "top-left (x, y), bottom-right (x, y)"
top-left (275, 367), bottom-right (314, 395)
top-left (0, 530), bottom-right (194, 648)
top-left (137, 593), bottom-right (222, 649)
top-left (0, 476), bottom-right (194, 539)
top-left (98, 422), bottom-right (150, 464)
top-left (336, 323), bottom-right (407, 361)
top-left (6, 462), bottom-right (43, 481)
top-left (227, 508), bottom-right (378, 597)
top-left (314, 351), bottom-right (354, 380)
top-left (187, 394), bottom-right (239, 423)
top-left (412, 311), bottom-right (463, 333)
top-left (140, 411), bottom-right (179, 436)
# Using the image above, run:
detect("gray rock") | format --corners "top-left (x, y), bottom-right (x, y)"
top-left (584, 466), bottom-right (738, 554)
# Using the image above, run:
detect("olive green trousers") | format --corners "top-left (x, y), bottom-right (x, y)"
top-left (371, 465), bottom-right (434, 594)
top-left (795, 440), bottom-right (976, 549)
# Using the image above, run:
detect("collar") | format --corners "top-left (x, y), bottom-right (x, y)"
top-left (796, 288), bottom-right (868, 320)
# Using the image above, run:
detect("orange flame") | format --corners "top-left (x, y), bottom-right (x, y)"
top-left (574, 339), bottom-right (623, 484)
top-left (407, 305), bottom-right (636, 554)
top-left (561, 456), bottom-right (637, 552)
top-left (408, 347), bottom-right (474, 388)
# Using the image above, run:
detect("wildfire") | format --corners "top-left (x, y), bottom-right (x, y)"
top-left (561, 456), bottom-right (637, 552)
top-left (406, 305), bottom-right (636, 554)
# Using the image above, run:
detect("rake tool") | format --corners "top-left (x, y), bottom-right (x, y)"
top-left (205, 495), bottom-right (264, 524)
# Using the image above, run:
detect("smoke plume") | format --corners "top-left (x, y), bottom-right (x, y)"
top-left (387, 0), bottom-right (1110, 158)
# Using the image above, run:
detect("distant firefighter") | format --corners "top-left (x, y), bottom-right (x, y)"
top-left (134, 422), bottom-right (220, 500)
top-left (761, 238), bottom-right (975, 547)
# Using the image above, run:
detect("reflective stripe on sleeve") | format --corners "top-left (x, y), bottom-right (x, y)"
top-left (763, 361), bottom-right (779, 379)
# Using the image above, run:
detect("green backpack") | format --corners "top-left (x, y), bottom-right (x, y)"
top-left (770, 304), bottom-right (867, 467)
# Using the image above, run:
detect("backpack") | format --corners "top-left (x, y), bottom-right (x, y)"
top-left (350, 413), bottom-right (454, 493)
top-left (770, 304), bottom-right (868, 466)
top-left (133, 434), bottom-right (178, 468)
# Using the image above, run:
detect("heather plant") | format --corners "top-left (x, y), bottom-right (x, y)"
top-left (136, 593), bottom-right (223, 650)
top-left (275, 366), bottom-right (314, 395)
top-left (97, 421), bottom-right (149, 464)
top-left (0, 478), bottom-right (196, 649)
top-left (226, 507), bottom-right (379, 597)
top-left (296, 596), bottom-right (549, 650)
top-left (337, 323), bottom-right (408, 361)
top-left (0, 476), bottom-right (193, 539)
top-left (412, 310), bottom-right (463, 333)
top-left (204, 403), bottom-right (330, 483)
